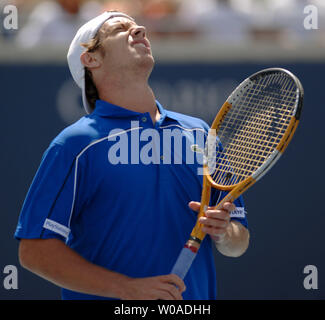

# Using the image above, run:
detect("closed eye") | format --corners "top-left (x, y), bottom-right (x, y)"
top-left (112, 22), bottom-right (134, 33)
top-left (114, 24), bottom-right (126, 31)
top-left (103, 20), bottom-right (137, 37)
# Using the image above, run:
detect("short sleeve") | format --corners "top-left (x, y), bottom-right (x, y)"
top-left (14, 143), bottom-right (77, 242)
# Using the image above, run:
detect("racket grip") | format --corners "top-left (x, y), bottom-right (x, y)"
top-left (170, 247), bottom-right (197, 280)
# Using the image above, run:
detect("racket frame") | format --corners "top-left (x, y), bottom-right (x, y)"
top-left (188, 68), bottom-right (304, 250)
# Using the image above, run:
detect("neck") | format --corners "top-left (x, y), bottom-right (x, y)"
top-left (97, 72), bottom-right (159, 123)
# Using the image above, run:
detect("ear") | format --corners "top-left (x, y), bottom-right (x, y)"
top-left (80, 51), bottom-right (101, 69)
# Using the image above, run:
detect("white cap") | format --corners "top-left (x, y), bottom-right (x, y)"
top-left (67, 11), bottom-right (134, 114)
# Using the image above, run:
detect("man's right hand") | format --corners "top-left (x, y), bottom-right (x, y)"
top-left (19, 238), bottom-right (186, 300)
top-left (119, 274), bottom-right (186, 300)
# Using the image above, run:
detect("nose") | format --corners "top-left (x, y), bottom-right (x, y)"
top-left (130, 25), bottom-right (146, 38)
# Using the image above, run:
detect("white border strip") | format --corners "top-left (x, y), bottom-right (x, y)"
top-left (43, 219), bottom-right (70, 239)
top-left (230, 207), bottom-right (247, 219)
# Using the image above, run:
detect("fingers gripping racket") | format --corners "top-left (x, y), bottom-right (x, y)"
top-left (171, 68), bottom-right (304, 280)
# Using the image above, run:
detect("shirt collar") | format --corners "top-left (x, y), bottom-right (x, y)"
top-left (91, 99), bottom-right (179, 124)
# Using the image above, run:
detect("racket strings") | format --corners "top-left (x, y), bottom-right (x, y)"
top-left (216, 90), bottom-right (294, 180)
top-left (216, 78), bottom-right (296, 181)
top-left (213, 76), bottom-right (279, 182)
top-left (211, 73), bottom-right (298, 185)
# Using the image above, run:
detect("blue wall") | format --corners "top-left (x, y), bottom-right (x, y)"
top-left (1, 61), bottom-right (324, 299)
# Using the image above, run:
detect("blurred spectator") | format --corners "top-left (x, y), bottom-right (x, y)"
top-left (102, 0), bottom-right (187, 39)
top-left (140, 0), bottom-right (195, 38)
top-left (230, 0), bottom-right (325, 45)
top-left (176, 0), bottom-right (251, 43)
top-left (277, 0), bottom-right (325, 45)
top-left (228, 0), bottom-right (295, 44)
top-left (0, 0), bottom-right (322, 49)
top-left (15, 0), bottom-right (102, 48)
top-left (101, 0), bottom-right (143, 18)
top-left (141, 0), bottom-right (178, 20)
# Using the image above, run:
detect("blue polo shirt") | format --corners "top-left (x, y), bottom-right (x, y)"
top-left (15, 100), bottom-right (248, 300)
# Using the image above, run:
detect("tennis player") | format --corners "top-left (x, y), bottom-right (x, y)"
top-left (15, 11), bottom-right (249, 300)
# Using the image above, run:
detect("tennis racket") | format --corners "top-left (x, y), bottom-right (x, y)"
top-left (171, 68), bottom-right (304, 280)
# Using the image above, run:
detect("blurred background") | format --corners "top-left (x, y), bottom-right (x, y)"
top-left (1, 0), bottom-right (324, 300)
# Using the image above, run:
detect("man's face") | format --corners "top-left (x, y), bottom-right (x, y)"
top-left (97, 17), bottom-right (154, 76)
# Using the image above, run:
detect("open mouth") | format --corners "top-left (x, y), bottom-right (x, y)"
top-left (131, 40), bottom-right (150, 51)
top-left (134, 42), bottom-right (147, 49)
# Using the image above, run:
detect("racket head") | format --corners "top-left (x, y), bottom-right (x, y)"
top-left (205, 68), bottom-right (304, 191)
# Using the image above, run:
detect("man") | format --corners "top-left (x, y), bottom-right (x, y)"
top-left (15, 11), bottom-right (249, 300)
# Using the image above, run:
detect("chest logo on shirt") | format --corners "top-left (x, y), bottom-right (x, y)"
top-left (190, 144), bottom-right (204, 154)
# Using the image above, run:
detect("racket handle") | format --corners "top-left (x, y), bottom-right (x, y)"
top-left (190, 178), bottom-right (212, 241)
top-left (171, 247), bottom-right (197, 280)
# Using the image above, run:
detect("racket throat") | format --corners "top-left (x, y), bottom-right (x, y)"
top-left (185, 238), bottom-right (201, 253)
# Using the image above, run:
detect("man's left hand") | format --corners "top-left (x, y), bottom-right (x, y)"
top-left (188, 201), bottom-right (236, 243)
